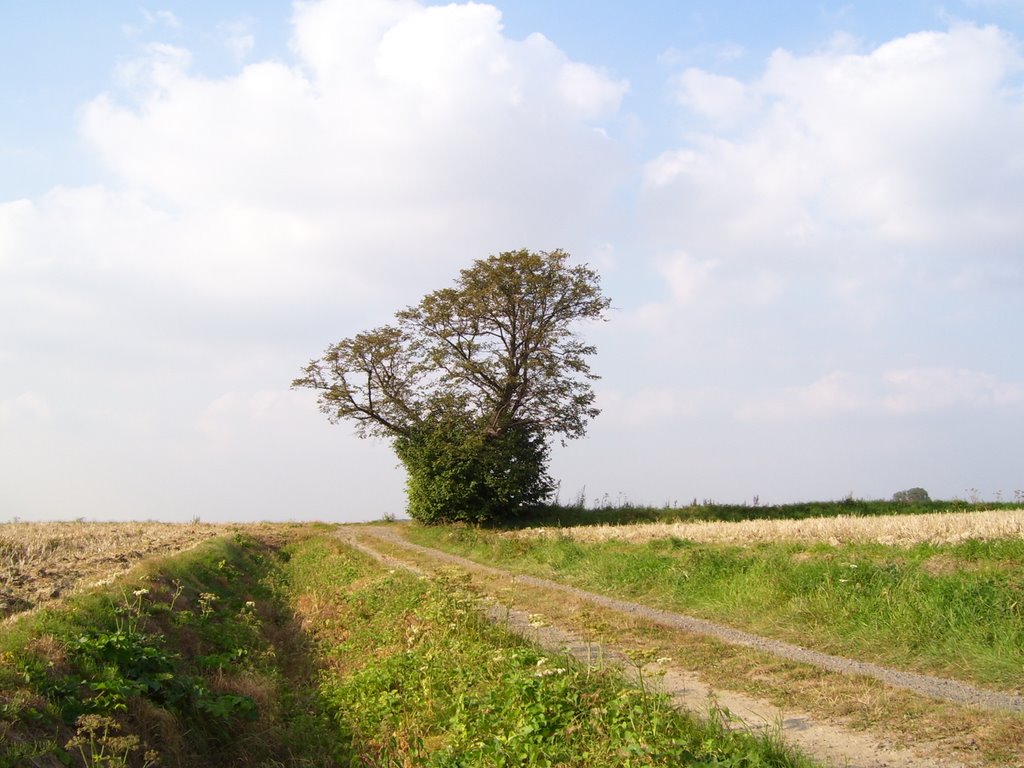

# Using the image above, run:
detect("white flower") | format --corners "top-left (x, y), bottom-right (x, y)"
top-left (535, 667), bottom-right (566, 677)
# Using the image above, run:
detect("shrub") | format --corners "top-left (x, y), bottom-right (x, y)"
top-left (892, 487), bottom-right (930, 503)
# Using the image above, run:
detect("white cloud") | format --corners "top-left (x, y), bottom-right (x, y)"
top-left (113, 43), bottom-right (193, 94)
top-left (882, 367), bottom-right (1024, 412)
top-left (597, 387), bottom-right (720, 426)
top-left (646, 24), bottom-right (1024, 266)
top-left (555, 59), bottom-right (628, 120)
top-left (734, 372), bottom-right (866, 421)
top-left (630, 21), bottom-right (1024, 421)
top-left (672, 68), bottom-right (755, 126)
top-left (0, 392), bottom-right (52, 424)
top-left (735, 368), bottom-right (1024, 421)
top-left (625, 252), bottom-right (784, 341)
top-left (196, 390), bottom-right (284, 441)
top-left (69, 0), bottom-right (627, 304)
top-left (661, 252), bottom-right (717, 305)
top-left (0, 0), bottom-right (640, 393)
top-left (220, 18), bottom-right (255, 64)
top-left (143, 10), bottom-right (182, 30)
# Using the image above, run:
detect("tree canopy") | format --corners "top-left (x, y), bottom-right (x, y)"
top-left (293, 249), bottom-right (610, 524)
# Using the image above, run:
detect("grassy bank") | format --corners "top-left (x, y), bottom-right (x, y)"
top-left (282, 534), bottom-right (818, 767)
top-left (406, 524), bottom-right (1024, 692)
top-left (0, 528), bottom-right (347, 767)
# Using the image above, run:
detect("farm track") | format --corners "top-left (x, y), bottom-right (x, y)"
top-left (340, 525), bottom-right (1023, 768)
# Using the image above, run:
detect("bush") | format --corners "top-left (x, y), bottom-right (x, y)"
top-left (892, 487), bottom-right (930, 503)
top-left (395, 420), bottom-right (552, 525)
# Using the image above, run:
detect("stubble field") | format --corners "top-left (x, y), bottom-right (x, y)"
top-left (513, 508), bottom-right (1024, 547)
top-left (0, 521), bottom-right (277, 621)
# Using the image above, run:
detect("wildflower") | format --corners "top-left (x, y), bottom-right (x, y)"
top-left (133, 588), bottom-right (149, 597)
top-left (656, 656), bottom-right (672, 664)
top-left (535, 667), bottom-right (566, 677)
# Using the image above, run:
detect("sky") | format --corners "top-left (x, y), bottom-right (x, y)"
top-left (2, 1), bottom-right (1023, 522)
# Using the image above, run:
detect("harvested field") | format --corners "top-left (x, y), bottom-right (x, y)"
top-left (514, 509), bottom-right (1024, 547)
top-left (0, 521), bottom-right (236, 620)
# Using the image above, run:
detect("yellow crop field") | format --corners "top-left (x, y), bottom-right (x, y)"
top-left (513, 508), bottom-right (1024, 547)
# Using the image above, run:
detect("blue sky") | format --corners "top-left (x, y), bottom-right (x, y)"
top-left (3, 1), bottom-right (1023, 521)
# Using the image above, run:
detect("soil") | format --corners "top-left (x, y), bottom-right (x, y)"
top-left (342, 525), bottom-right (1024, 768)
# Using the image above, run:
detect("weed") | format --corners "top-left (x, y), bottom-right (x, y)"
top-left (65, 715), bottom-right (159, 768)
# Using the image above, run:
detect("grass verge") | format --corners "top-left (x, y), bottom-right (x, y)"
top-left (0, 528), bottom-right (348, 768)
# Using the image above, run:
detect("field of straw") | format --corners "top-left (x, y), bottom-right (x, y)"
top-left (515, 509), bottom-right (1024, 547)
top-left (0, 521), bottom-right (234, 620)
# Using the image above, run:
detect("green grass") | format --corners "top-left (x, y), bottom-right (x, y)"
top-left (406, 526), bottom-right (1024, 691)
top-left (282, 535), bottom-right (820, 767)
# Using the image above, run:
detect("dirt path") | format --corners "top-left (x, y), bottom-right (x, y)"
top-left (340, 526), bottom-right (1009, 768)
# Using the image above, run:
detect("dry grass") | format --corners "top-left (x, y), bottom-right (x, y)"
top-left (514, 509), bottom-right (1024, 547)
top-left (0, 521), bottom-right (235, 620)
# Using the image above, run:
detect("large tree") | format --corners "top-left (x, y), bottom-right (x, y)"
top-left (293, 249), bottom-right (610, 524)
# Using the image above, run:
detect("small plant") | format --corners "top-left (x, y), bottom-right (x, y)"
top-left (113, 588), bottom-right (149, 635)
top-left (197, 592), bottom-right (219, 620)
top-left (623, 647), bottom-right (659, 726)
top-left (215, 559), bottom-right (241, 578)
top-left (65, 714), bottom-right (159, 768)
